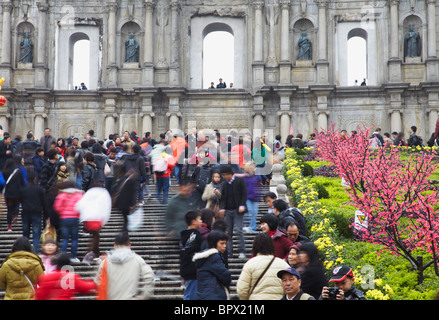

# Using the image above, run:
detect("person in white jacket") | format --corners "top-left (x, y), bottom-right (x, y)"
top-left (95, 231), bottom-right (155, 300)
top-left (76, 187), bottom-right (111, 264)
top-left (237, 233), bottom-right (290, 300)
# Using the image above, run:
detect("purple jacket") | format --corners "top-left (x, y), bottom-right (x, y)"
top-left (244, 175), bottom-right (261, 202)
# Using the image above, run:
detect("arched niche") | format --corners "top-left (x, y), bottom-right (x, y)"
top-left (120, 21), bottom-right (142, 66)
top-left (202, 24), bottom-right (234, 88)
top-left (190, 16), bottom-right (246, 89)
top-left (347, 28), bottom-right (367, 86)
top-left (292, 18), bottom-right (315, 64)
top-left (335, 22), bottom-right (377, 86)
top-left (15, 21), bottom-right (35, 67)
top-left (55, 24), bottom-right (101, 90)
top-left (401, 15), bottom-right (425, 62)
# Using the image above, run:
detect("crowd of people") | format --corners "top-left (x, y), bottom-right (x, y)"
top-left (0, 125), bottom-right (367, 300)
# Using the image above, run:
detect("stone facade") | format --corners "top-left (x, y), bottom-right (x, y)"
top-left (0, 0), bottom-right (439, 142)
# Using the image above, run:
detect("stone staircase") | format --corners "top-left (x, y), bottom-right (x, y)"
top-left (0, 181), bottom-right (270, 300)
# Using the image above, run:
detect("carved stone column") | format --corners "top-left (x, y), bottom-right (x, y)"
top-left (33, 99), bottom-right (48, 139)
top-left (390, 110), bottom-right (402, 133)
top-left (426, 0), bottom-right (439, 80)
top-left (104, 98), bottom-right (118, 138)
top-left (316, 0), bottom-right (329, 84)
top-left (140, 96), bottom-right (155, 134)
top-left (388, 0), bottom-right (402, 82)
top-left (279, 0), bottom-right (291, 84)
top-left (1, 2), bottom-right (13, 86)
top-left (169, 0), bottom-right (180, 86)
top-left (142, 0), bottom-right (155, 86)
top-left (35, 0), bottom-right (49, 88)
top-left (252, 1), bottom-right (265, 87)
top-left (106, 1), bottom-right (118, 87)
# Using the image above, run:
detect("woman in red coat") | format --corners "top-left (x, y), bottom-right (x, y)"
top-left (36, 253), bottom-right (96, 300)
top-left (260, 214), bottom-right (293, 260)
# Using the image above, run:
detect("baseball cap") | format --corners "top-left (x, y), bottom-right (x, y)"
top-left (329, 265), bottom-right (353, 282)
top-left (277, 267), bottom-right (301, 280)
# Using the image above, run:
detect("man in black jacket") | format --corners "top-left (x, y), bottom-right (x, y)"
top-left (219, 165), bottom-right (247, 259)
top-left (19, 170), bottom-right (48, 253)
top-left (273, 199), bottom-right (306, 237)
top-left (39, 148), bottom-right (59, 191)
top-left (0, 133), bottom-right (13, 170)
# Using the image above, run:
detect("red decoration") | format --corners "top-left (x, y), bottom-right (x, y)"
top-left (0, 95), bottom-right (6, 106)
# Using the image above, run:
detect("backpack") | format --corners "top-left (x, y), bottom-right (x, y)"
top-left (153, 153), bottom-right (169, 175)
top-left (411, 135), bottom-right (422, 147)
top-left (195, 166), bottom-right (211, 193)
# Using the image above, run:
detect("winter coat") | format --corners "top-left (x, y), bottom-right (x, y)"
top-left (193, 248), bottom-right (231, 300)
top-left (76, 187), bottom-right (111, 227)
top-left (272, 229), bottom-right (294, 260)
top-left (0, 251), bottom-right (45, 300)
top-left (236, 254), bottom-right (290, 300)
top-left (0, 140), bottom-right (13, 170)
top-left (19, 183), bottom-right (48, 217)
top-left (219, 176), bottom-right (248, 212)
top-left (39, 160), bottom-right (58, 191)
top-left (243, 174), bottom-right (261, 202)
top-left (32, 155), bottom-right (45, 180)
top-left (120, 153), bottom-right (147, 182)
top-left (278, 207), bottom-right (307, 236)
top-left (112, 175), bottom-right (138, 212)
top-left (3, 168), bottom-right (25, 199)
top-left (53, 188), bottom-right (84, 220)
top-left (35, 270), bottom-right (96, 300)
top-left (81, 162), bottom-right (97, 191)
top-left (202, 181), bottom-right (222, 209)
top-left (93, 153), bottom-right (111, 183)
top-left (179, 228), bottom-right (203, 280)
top-left (165, 193), bottom-right (198, 239)
top-left (95, 247), bottom-right (155, 300)
top-left (39, 135), bottom-right (56, 153)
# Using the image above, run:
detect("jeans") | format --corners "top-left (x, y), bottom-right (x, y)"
top-left (5, 198), bottom-right (20, 226)
top-left (22, 213), bottom-right (42, 253)
top-left (156, 176), bottom-right (170, 204)
top-left (246, 200), bottom-right (259, 232)
top-left (183, 279), bottom-right (198, 300)
top-left (225, 209), bottom-right (245, 256)
top-left (75, 173), bottom-right (82, 190)
top-left (60, 218), bottom-right (79, 258)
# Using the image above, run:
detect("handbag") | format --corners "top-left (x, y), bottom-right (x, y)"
top-left (249, 256), bottom-right (275, 296)
top-left (127, 205), bottom-right (144, 232)
top-left (104, 163), bottom-right (111, 177)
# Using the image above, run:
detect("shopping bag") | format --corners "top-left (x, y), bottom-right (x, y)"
top-left (127, 206), bottom-right (144, 232)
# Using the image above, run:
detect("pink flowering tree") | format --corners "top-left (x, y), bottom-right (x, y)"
top-left (316, 123), bottom-right (439, 284)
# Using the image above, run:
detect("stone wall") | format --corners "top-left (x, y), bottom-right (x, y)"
top-left (0, 0), bottom-right (438, 142)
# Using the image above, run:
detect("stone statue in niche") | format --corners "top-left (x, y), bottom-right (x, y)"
top-left (19, 32), bottom-right (33, 63)
top-left (124, 32), bottom-right (139, 63)
top-left (297, 31), bottom-right (312, 60)
top-left (404, 25), bottom-right (421, 58)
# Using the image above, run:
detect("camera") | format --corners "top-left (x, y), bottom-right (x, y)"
top-left (326, 287), bottom-right (340, 300)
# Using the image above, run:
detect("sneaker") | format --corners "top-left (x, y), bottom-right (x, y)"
top-left (238, 253), bottom-right (246, 259)
top-left (242, 227), bottom-right (251, 233)
top-left (70, 258), bottom-right (81, 264)
top-left (82, 251), bottom-right (97, 265)
top-left (7, 225), bottom-right (12, 232)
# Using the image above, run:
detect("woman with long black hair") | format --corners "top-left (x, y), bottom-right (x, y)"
top-left (3, 158), bottom-right (25, 232)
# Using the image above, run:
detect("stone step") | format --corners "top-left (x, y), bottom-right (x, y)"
top-left (0, 180), bottom-right (272, 300)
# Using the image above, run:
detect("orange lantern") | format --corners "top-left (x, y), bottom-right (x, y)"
top-left (0, 77), bottom-right (5, 106)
